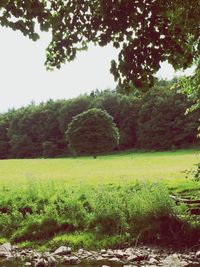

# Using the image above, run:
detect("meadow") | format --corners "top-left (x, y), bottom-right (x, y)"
top-left (0, 149), bottom-right (200, 249)
top-left (0, 149), bottom-right (199, 186)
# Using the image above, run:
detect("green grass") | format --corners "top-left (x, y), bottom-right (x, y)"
top-left (0, 149), bottom-right (199, 249)
top-left (0, 149), bottom-right (199, 187)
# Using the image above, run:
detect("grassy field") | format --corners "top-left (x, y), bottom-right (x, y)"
top-left (0, 149), bottom-right (199, 249)
top-left (0, 149), bottom-right (199, 187)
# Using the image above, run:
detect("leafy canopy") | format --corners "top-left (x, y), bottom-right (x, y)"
top-left (66, 108), bottom-right (119, 157)
top-left (0, 0), bottom-right (199, 88)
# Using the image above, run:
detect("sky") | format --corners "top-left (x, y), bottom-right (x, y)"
top-left (0, 26), bottom-right (194, 113)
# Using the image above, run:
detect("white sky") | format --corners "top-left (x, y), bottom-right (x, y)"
top-left (0, 26), bottom-right (194, 113)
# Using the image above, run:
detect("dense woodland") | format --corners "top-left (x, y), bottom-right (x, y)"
top-left (0, 79), bottom-right (199, 159)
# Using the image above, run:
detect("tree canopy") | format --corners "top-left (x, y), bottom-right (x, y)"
top-left (1, 0), bottom-right (199, 88)
top-left (0, 80), bottom-right (199, 159)
top-left (66, 108), bottom-right (120, 157)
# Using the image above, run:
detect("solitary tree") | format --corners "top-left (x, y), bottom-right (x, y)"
top-left (66, 108), bottom-right (119, 158)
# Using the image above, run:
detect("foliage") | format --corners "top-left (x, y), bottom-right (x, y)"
top-left (137, 85), bottom-right (200, 149)
top-left (42, 141), bottom-right (57, 158)
top-left (0, 179), bottom-right (199, 247)
top-left (90, 92), bottom-right (139, 149)
top-left (0, 1), bottom-right (199, 89)
top-left (0, 80), bottom-right (199, 159)
top-left (47, 232), bottom-right (128, 250)
top-left (58, 95), bottom-right (91, 134)
top-left (193, 163), bottom-right (200, 182)
top-left (185, 162), bottom-right (200, 182)
top-left (66, 108), bottom-right (119, 157)
top-left (178, 61), bottom-right (200, 134)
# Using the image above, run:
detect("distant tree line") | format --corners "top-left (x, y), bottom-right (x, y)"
top-left (0, 79), bottom-right (199, 159)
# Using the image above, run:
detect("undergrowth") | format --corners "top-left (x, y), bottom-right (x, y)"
top-left (0, 181), bottom-right (199, 249)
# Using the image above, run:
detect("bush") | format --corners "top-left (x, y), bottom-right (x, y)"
top-left (184, 162), bottom-right (200, 182)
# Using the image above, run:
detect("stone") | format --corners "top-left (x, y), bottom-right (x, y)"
top-left (35, 258), bottom-right (47, 267)
top-left (69, 256), bottom-right (80, 264)
top-left (102, 253), bottom-right (109, 258)
top-left (62, 256), bottom-right (70, 265)
top-left (196, 251), bottom-right (200, 258)
top-left (47, 256), bottom-right (57, 267)
top-left (125, 248), bottom-right (134, 255)
top-left (127, 255), bottom-right (140, 261)
top-left (162, 254), bottom-right (188, 267)
top-left (24, 262), bottom-right (32, 266)
top-left (53, 246), bottom-right (71, 256)
top-left (96, 256), bottom-right (104, 261)
top-left (148, 257), bottom-right (159, 264)
top-left (114, 250), bottom-right (124, 258)
top-left (21, 251), bottom-right (29, 256)
top-left (1, 243), bottom-right (11, 251)
top-left (109, 257), bottom-right (121, 262)
top-left (42, 252), bottom-right (50, 259)
top-left (0, 243), bottom-right (12, 258)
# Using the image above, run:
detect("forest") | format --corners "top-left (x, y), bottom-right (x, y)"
top-left (0, 79), bottom-right (199, 159)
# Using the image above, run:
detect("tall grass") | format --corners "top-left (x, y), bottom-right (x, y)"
top-left (0, 181), bottom-right (199, 248)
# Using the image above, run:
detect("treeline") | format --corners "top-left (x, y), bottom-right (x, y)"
top-left (0, 80), bottom-right (199, 158)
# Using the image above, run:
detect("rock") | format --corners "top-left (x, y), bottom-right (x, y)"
top-left (21, 250), bottom-right (29, 256)
top-left (24, 262), bottom-right (32, 266)
top-left (101, 249), bottom-right (107, 254)
top-left (96, 256), bottom-right (104, 261)
top-left (62, 256), bottom-right (70, 265)
top-left (42, 252), bottom-right (50, 259)
top-left (125, 248), bottom-right (134, 255)
top-left (62, 255), bottom-right (80, 265)
top-left (0, 243), bottom-right (12, 258)
top-left (102, 265), bottom-right (110, 267)
top-left (114, 250), bottom-right (124, 258)
top-left (109, 257), bottom-right (121, 262)
top-left (47, 256), bottom-right (57, 267)
top-left (35, 258), bottom-right (47, 267)
top-left (127, 255), bottom-right (140, 261)
top-left (162, 254), bottom-right (188, 267)
top-left (101, 253), bottom-right (109, 258)
top-left (196, 250), bottom-right (200, 258)
top-left (1, 243), bottom-right (11, 251)
top-left (53, 246), bottom-right (71, 256)
top-left (69, 256), bottom-right (80, 265)
top-left (106, 249), bottom-right (114, 258)
top-left (32, 252), bottom-right (42, 260)
top-left (78, 248), bottom-right (84, 254)
top-left (148, 257), bottom-right (159, 264)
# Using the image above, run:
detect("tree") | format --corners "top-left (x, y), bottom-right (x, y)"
top-left (0, 1), bottom-right (199, 88)
top-left (66, 108), bottom-right (119, 158)
top-left (91, 91), bottom-right (139, 149)
top-left (42, 141), bottom-right (57, 158)
top-left (0, 115), bottom-right (11, 159)
top-left (58, 95), bottom-right (91, 134)
top-left (7, 101), bottom-right (64, 158)
top-left (137, 85), bottom-right (200, 150)
top-left (179, 63), bottom-right (200, 120)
